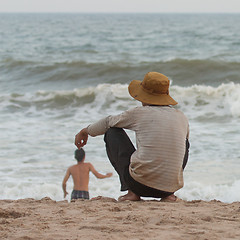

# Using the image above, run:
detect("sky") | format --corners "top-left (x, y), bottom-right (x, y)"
top-left (0, 0), bottom-right (240, 13)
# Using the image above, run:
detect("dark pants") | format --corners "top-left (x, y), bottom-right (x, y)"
top-left (104, 127), bottom-right (189, 198)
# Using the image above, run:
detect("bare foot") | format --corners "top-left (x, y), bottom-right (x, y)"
top-left (161, 194), bottom-right (180, 202)
top-left (118, 190), bottom-right (141, 202)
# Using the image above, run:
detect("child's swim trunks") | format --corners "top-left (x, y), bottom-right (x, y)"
top-left (71, 190), bottom-right (89, 200)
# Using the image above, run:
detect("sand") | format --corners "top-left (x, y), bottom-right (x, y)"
top-left (0, 197), bottom-right (240, 240)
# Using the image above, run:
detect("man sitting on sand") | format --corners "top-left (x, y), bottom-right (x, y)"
top-left (75, 72), bottom-right (190, 202)
top-left (62, 148), bottom-right (112, 200)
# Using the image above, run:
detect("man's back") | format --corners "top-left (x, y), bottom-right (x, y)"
top-left (128, 106), bottom-right (189, 192)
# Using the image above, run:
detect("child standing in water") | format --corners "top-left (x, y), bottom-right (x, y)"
top-left (62, 148), bottom-right (112, 200)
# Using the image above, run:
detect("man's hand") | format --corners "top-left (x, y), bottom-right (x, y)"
top-left (75, 128), bottom-right (88, 148)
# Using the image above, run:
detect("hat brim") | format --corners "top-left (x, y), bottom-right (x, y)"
top-left (128, 80), bottom-right (178, 106)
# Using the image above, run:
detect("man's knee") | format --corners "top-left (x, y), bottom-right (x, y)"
top-left (104, 128), bottom-right (123, 143)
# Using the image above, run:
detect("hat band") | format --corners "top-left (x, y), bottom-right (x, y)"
top-left (140, 83), bottom-right (169, 96)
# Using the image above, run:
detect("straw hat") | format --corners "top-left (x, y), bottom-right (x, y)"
top-left (128, 72), bottom-right (178, 106)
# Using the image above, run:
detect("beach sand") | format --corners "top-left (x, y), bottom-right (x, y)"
top-left (0, 197), bottom-right (240, 240)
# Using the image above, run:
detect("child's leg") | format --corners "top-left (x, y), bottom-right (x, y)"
top-left (104, 127), bottom-right (135, 191)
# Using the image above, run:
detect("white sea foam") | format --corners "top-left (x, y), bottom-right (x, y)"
top-left (177, 180), bottom-right (240, 203)
top-left (2, 176), bottom-right (240, 203)
top-left (172, 82), bottom-right (240, 119)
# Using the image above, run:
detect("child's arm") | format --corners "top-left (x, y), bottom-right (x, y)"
top-left (89, 163), bottom-right (113, 179)
top-left (62, 168), bottom-right (71, 198)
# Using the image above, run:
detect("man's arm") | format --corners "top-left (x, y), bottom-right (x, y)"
top-left (75, 109), bottom-right (137, 149)
top-left (62, 168), bottom-right (71, 198)
top-left (89, 163), bottom-right (112, 179)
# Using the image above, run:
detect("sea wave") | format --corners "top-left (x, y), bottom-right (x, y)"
top-left (1, 82), bottom-right (240, 119)
top-left (174, 82), bottom-right (240, 119)
top-left (1, 58), bottom-right (240, 91)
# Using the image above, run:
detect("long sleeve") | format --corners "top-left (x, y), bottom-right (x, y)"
top-left (87, 109), bottom-right (136, 137)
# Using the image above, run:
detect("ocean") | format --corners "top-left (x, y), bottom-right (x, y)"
top-left (0, 13), bottom-right (240, 203)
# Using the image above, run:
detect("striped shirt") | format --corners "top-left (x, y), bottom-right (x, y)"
top-left (87, 105), bottom-right (189, 192)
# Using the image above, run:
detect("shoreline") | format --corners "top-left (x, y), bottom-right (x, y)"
top-left (1, 197), bottom-right (240, 239)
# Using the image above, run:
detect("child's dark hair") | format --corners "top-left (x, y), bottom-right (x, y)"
top-left (74, 148), bottom-right (85, 162)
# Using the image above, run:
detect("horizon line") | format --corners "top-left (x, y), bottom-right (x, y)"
top-left (0, 11), bottom-right (240, 14)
